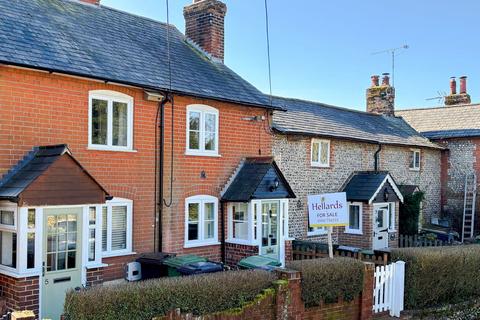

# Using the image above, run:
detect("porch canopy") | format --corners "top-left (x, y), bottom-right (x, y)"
top-left (341, 171), bottom-right (403, 204)
top-left (0, 144), bottom-right (110, 206)
top-left (221, 157), bottom-right (295, 202)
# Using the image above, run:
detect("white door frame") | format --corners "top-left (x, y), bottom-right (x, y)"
top-left (373, 203), bottom-right (391, 250)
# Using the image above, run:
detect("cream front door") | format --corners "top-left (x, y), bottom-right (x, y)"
top-left (373, 204), bottom-right (389, 250)
top-left (260, 201), bottom-right (280, 258)
top-left (42, 208), bottom-right (83, 320)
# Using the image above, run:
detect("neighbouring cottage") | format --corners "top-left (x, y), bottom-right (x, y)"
top-left (397, 76), bottom-right (480, 239)
top-left (272, 74), bottom-right (443, 250)
top-left (0, 0), bottom-right (296, 318)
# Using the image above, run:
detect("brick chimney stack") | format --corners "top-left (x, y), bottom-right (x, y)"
top-left (445, 76), bottom-right (471, 106)
top-left (366, 73), bottom-right (395, 116)
top-left (184, 0), bottom-right (227, 62)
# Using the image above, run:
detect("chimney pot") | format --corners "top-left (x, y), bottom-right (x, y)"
top-left (460, 76), bottom-right (467, 94)
top-left (184, 0), bottom-right (227, 62)
top-left (450, 77), bottom-right (457, 95)
top-left (371, 75), bottom-right (380, 87)
top-left (381, 73), bottom-right (390, 86)
top-left (78, 0), bottom-right (100, 5)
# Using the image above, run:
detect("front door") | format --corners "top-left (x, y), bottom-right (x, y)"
top-left (261, 201), bottom-right (280, 258)
top-left (42, 208), bottom-right (83, 320)
top-left (373, 204), bottom-right (389, 250)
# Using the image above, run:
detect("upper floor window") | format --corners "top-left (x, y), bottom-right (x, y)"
top-left (88, 90), bottom-right (134, 151)
top-left (409, 149), bottom-right (420, 171)
top-left (186, 105), bottom-right (219, 156)
top-left (185, 195), bottom-right (219, 247)
top-left (311, 139), bottom-right (330, 167)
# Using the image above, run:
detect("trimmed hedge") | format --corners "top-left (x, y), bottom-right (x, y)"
top-left (64, 270), bottom-right (276, 320)
top-left (391, 245), bottom-right (480, 309)
top-left (287, 257), bottom-right (364, 306)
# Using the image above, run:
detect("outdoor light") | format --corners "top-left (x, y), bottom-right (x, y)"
top-left (270, 178), bottom-right (279, 192)
top-left (383, 189), bottom-right (390, 202)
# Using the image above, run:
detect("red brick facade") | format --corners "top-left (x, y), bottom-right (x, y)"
top-left (225, 243), bottom-right (259, 266)
top-left (0, 274), bottom-right (39, 317)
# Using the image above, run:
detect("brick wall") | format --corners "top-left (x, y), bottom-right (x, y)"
top-left (0, 274), bottom-right (39, 317)
top-left (225, 243), bottom-right (259, 266)
top-left (158, 264), bottom-right (375, 320)
top-left (86, 267), bottom-right (104, 287)
top-left (273, 135), bottom-right (441, 247)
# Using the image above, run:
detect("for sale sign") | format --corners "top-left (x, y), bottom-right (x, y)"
top-left (308, 192), bottom-right (348, 227)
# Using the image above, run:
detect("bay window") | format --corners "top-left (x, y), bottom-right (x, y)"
top-left (186, 105), bottom-right (219, 156)
top-left (0, 207), bottom-right (17, 269)
top-left (185, 195), bottom-right (218, 247)
top-left (101, 198), bottom-right (133, 257)
top-left (227, 203), bottom-right (252, 244)
top-left (88, 90), bottom-right (134, 151)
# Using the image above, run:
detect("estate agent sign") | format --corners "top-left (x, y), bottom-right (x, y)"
top-left (308, 192), bottom-right (348, 227)
top-left (307, 192), bottom-right (348, 258)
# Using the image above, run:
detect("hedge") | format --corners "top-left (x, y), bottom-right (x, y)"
top-left (64, 269), bottom-right (276, 320)
top-left (391, 245), bottom-right (480, 309)
top-left (287, 257), bottom-right (364, 306)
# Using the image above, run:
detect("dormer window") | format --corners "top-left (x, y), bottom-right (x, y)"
top-left (88, 90), bottom-right (134, 151)
top-left (186, 105), bottom-right (219, 156)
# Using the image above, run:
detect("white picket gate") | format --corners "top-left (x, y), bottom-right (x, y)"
top-left (373, 261), bottom-right (405, 317)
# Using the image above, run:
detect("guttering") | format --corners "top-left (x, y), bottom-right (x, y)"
top-left (0, 61), bottom-right (284, 111)
top-left (374, 144), bottom-right (382, 172)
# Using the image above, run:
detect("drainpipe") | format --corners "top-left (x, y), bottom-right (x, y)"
top-left (156, 94), bottom-right (170, 252)
top-left (374, 144), bottom-right (382, 172)
top-left (221, 202), bottom-right (226, 263)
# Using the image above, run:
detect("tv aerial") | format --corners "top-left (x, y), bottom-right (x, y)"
top-left (372, 44), bottom-right (409, 87)
top-left (425, 91), bottom-right (447, 105)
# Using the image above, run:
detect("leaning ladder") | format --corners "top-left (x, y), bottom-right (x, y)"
top-left (462, 173), bottom-right (477, 242)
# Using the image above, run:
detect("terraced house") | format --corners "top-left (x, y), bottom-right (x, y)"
top-left (272, 75), bottom-right (443, 250)
top-left (0, 0), bottom-right (296, 318)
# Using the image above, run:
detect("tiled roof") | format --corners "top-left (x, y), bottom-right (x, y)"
top-left (341, 171), bottom-right (402, 202)
top-left (396, 104), bottom-right (480, 139)
top-left (272, 96), bottom-right (442, 149)
top-left (0, 145), bottom-right (108, 200)
top-left (0, 0), bottom-right (276, 109)
top-left (221, 157), bottom-right (295, 202)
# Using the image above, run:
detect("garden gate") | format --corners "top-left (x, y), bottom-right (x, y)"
top-left (373, 261), bottom-right (405, 317)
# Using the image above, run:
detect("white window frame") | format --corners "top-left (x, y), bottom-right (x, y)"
top-left (388, 202), bottom-right (396, 232)
top-left (345, 202), bottom-right (363, 235)
top-left (307, 226), bottom-right (328, 236)
top-left (101, 198), bottom-right (133, 258)
top-left (184, 195), bottom-right (219, 248)
top-left (227, 203), bottom-right (255, 245)
top-left (409, 149), bottom-right (421, 171)
top-left (311, 138), bottom-right (330, 167)
top-left (186, 105), bottom-right (220, 157)
top-left (88, 90), bottom-right (134, 152)
top-left (0, 204), bottom-right (18, 273)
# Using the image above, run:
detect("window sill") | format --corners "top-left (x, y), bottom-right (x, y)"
top-left (310, 163), bottom-right (330, 168)
top-left (185, 151), bottom-right (221, 158)
top-left (86, 263), bottom-right (109, 269)
top-left (226, 239), bottom-right (257, 246)
top-left (344, 230), bottom-right (363, 235)
top-left (88, 146), bottom-right (137, 153)
top-left (0, 266), bottom-right (39, 278)
top-left (184, 241), bottom-right (221, 249)
top-left (102, 251), bottom-right (136, 259)
top-left (409, 168), bottom-right (420, 172)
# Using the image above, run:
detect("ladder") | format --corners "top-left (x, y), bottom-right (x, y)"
top-left (462, 173), bottom-right (477, 242)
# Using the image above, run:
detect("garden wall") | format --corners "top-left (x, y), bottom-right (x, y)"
top-left (157, 265), bottom-right (374, 320)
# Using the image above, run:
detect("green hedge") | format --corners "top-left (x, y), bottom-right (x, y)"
top-left (64, 270), bottom-right (276, 320)
top-left (391, 245), bottom-right (480, 309)
top-left (287, 257), bottom-right (364, 306)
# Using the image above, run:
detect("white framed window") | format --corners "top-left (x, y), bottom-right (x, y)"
top-left (186, 105), bottom-right (219, 156)
top-left (311, 139), bottom-right (330, 167)
top-left (101, 198), bottom-right (133, 257)
top-left (26, 209), bottom-right (35, 269)
top-left (0, 206), bottom-right (17, 270)
top-left (409, 149), bottom-right (420, 171)
top-left (185, 195), bottom-right (219, 247)
top-left (88, 90), bottom-right (134, 151)
top-left (307, 226), bottom-right (328, 236)
top-left (345, 202), bottom-right (363, 234)
top-left (88, 207), bottom-right (97, 262)
top-left (227, 203), bottom-right (255, 245)
top-left (388, 202), bottom-right (396, 232)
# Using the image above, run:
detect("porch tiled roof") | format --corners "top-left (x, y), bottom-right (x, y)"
top-left (396, 104), bottom-right (480, 139)
top-left (0, 0), bottom-right (277, 110)
top-left (272, 96), bottom-right (442, 149)
top-left (341, 172), bottom-right (389, 202)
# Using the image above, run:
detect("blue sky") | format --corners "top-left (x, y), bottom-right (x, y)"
top-left (102, 0), bottom-right (480, 111)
